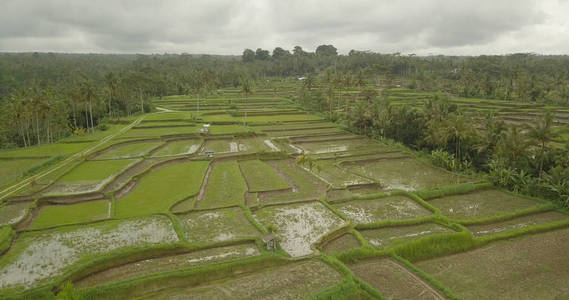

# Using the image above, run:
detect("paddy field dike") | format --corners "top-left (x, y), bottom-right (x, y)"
top-left (0, 86), bottom-right (568, 299)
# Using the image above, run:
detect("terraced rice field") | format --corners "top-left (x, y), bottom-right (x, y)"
top-left (1, 87), bottom-right (568, 299)
top-left (334, 196), bottom-right (433, 224)
top-left (417, 227), bottom-right (569, 299)
top-left (360, 222), bottom-right (455, 249)
top-left (427, 189), bottom-right (542, 220)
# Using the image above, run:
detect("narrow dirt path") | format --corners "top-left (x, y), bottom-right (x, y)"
top-left (194, 161), bottom-right (215, 208)
top-left (0, 116), bottom-right (144, 201)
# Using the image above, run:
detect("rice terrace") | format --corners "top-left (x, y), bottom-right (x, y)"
top-left (0, 80), bottom-right (568, 299)
top-left (2, 3), bottom-right (569, 296)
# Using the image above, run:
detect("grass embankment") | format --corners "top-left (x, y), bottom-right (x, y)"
top-left (115, 161), bottom-right (209, 218)
top-left (239, 159), bottom-right (291, 192)
top-left (95, 142), bottom-right (163, 159)
top-left (263, 159), bottom-right (324, 202)
top-left (57, 159), bottom-right (135, 183)
top-left (200, 161), bottom-right (247, 208)
top-left (30, 200), bottom-right (109, 229)
top-left (151, 139), bottom-right (201, 156)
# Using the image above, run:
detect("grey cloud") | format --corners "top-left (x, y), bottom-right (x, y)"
top-left (0, 0), bottom-right (565, 54)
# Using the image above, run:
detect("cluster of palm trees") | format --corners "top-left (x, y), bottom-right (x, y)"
top-left (297, 83), bottom-right (569, 207)
top-left (1, 87), bottom-right (68, 147)
top-left (0, 72), bottom-right (158, 148)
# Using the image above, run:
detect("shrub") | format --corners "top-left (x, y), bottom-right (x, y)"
top-left (97, 123), bottom-right (109, 131)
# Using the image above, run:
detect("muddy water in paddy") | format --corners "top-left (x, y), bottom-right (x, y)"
top-left (0, 201), bottom-right (31, 226)
top-left (254, 202), bottom-right (346, 257)
top-left (0, 216), bottom-right (178, 289)
top-left (335, 196), bottom-right (433, 224)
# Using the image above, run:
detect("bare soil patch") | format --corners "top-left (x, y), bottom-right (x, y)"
top-left (349, 258), bottom-right (445, 300)
top-left (322, 232), bottom-right (361, 253)
top-left (139, 259), bottom-right (343, 300)
top-left (417, 227), bottom-right (569, 300)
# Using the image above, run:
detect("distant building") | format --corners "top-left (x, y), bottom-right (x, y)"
top-left (262, 233), bottom-right (278, 250)
top-left (200, 124), bottom-right (210, 134)
top-left (204, 150), bottom-right (214, 157)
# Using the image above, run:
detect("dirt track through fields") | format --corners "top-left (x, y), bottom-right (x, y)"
top-left (0, 116), bottom-right (144, 201)
top-left (194, 161), bottom-right (215, 208)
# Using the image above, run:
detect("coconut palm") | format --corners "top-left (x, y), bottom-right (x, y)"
top-left (496, 125), bottom-right (530, 170)
top-left (241, 78), bottom-right (252, 125)
top-left (528, 111), bottom-right (556, 178)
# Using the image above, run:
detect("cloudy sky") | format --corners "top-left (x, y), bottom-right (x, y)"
top-left (1, 0), bottom-right (568, 55)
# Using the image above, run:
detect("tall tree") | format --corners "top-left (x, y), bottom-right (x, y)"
top-left (528, 111), bottom-right (557, 177)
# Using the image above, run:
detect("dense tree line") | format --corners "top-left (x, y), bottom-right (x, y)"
top-left (2, 48), bottom-right (569, 149)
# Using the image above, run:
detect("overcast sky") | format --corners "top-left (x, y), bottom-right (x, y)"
top-left (1, 0), bottom-right (568, 55)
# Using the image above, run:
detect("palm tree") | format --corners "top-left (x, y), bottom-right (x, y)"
top-left (348, 101), bottom-right (368, 134)
top-left (80, 80), bottom-right (98, 133)
top-left (496, 125), bottom-right (530, 170)
top-left (528, 111), bottom-right (557, 178)
top-left (28, 86), bottom-right (43, 145)
top-left (475, 111), bottom-right (506, 155)
top-left (325, 85), bottom-right (334, 117)
top-left (241, 78), bottom-right (252, 125)
top-left (443, 113), bottom-right (476, 161)
top-left (104, 72), bottom-right (117, 118)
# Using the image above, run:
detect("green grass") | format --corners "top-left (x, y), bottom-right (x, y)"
top-left (239, 159), bottom-right (291, 192)
top-left (203, 113), bottom-right (321, 123)
top-left (0, 227), bottom-right (14, 254)
top-left (200, 161), bottom-right (247, 208)
top-left (135, 121), bottom-right (194, 128)
top-left (30, 200), bottom-right (109, 229)
top-left (0, 126), bottom-right (126, 160)
top-left (0, 158), bottom-right (50, 187)
top-left (0, 143), bottom-right (88, 159)
top-left (142, 112), bottom-right (193, 121)
top-left (115, 161), bottom-right (209, 218)
top-left (261, 159), bottom-right (325, 203)
top-left (151, 139), bottom-right (201, 156)
top-left (209, 125), bottom-right (258, 135)
top-left (58, 159), bottom-right (135, 183)
top-left (96, 142), bottom-right (163, 159)
top-left (120, 127), bottom-right (197, 138)
top-left (202, 140), bottom-right (231, 153)
top-left (0, 202), bottom-right (31, 226)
